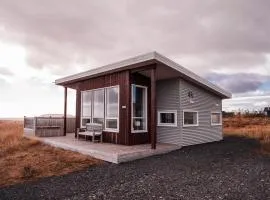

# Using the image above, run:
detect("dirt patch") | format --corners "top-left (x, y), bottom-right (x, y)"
top-left (0, 120), bottom-right (103, 187)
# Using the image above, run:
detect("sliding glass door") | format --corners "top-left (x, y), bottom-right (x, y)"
top-left (131, 84), bottom-right (147, 132)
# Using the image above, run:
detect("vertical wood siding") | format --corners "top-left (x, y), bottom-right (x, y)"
top-left (69, 70), bottom-right (153, 145)
top-left (71, 71), bottom-right (130, 144)
top-left (180, 79), bottom-right (223, 146)
top-left (156, 78), bottom-right (182, 145)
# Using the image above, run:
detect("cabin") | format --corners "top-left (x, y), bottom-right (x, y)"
top-left (55, 52), bottom-right (231, 149)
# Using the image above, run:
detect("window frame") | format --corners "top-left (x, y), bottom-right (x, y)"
top-left (211, 112), bottom-right (222, 126)
top-left (131, 84), bottom-right (148, 133)
top-left (80, 85), bottom-right (120, 132)
top-left (183, 110), bottom-right (199, 127)
top-left (104, 85), bottom-right (120, 132)
top-left (157, 110), bottom-right (177, 127)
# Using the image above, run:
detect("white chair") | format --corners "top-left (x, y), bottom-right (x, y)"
top-left (77, 123), bottom-right (103, 143)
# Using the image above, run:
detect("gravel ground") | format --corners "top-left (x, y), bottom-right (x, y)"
top-left (0, 136), bottom-right (270, 200)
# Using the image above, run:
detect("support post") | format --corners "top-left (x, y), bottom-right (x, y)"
top-left (150, 67), bottom-right (157, 149)
top-left (75, 89), bottom-right (81, 138)
top-left (64, 86), bottom-right (67, 136)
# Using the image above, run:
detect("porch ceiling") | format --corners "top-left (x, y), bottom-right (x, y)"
top-left (137, 62), bottom-right (181, 81)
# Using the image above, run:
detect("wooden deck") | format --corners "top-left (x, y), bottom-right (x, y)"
top-left (24, 133), bottom-right (181, 164)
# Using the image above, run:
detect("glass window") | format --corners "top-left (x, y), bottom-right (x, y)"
top-left (132, 85), bottom-right (147, 132)
top-left (211, 112), bottom-right (222, 125)
top-left (105, 119), bottom-right (118, 129)
top-left (80, 86), bottom-right (119, 131)
top-left (82, 91), bottom-right (92, 117)
top-left (183, 111), bottom-right (198, 126)
top-left (158, 110), bottom-right (177, 126)
top-left (93, 89), bottom-right (104, 125)
top-left (81, 118), bottom-right (91, 127)
top-left (81, 91), bottom-right (92, 127)
top-left (105, 86), bottom-right (119, 130)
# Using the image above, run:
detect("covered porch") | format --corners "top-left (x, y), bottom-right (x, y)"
top-left (24, 133), bottom-right (181, 163)
top-left (60, 61), bottom-right (182, 149)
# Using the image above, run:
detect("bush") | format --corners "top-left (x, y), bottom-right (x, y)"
top-left (22, 165), bottom-right (37, 179)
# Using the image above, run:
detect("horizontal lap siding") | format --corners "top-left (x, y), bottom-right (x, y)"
top-left (156, 78), bottom-right (181, 145)
top-left (180, 79), bottom-right (222, 146)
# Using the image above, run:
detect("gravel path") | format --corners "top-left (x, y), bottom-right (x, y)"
top-left (0, 136), bottom-right (270, 200)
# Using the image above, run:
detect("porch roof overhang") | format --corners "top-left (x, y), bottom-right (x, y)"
top-left (55, 52), bottom-right (231, 99)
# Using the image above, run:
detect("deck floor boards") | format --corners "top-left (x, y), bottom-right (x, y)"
top-left (24, 133), bottom-right (181, 163)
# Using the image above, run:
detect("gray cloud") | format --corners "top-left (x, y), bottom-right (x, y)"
top-left (0, 77), bottom-right (7, 86)
top-left (206, 73), bottom-right (270, 93)
top-left (0, 0), bottom-right (270, 76)
top-left (0, 67), bottom-right (13, 76)
top-left (223, 95), bottom-right (270, 112)
top-left (1, 0), bottom-right (270, 115)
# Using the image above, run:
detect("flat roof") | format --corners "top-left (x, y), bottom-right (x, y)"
top-left (55, 51), bottom-right (231, 98)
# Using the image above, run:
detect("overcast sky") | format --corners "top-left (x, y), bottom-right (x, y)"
top-left (0, 0), bottom-right (270, 117)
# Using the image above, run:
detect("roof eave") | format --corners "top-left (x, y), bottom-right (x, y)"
top-left (55, 51), bottom-right (232, 99)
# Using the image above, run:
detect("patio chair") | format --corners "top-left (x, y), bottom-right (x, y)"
top-left (77, 123), bottom-right (103, 143)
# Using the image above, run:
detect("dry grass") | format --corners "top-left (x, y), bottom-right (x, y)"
top-left (0, 120), bottom-right (103, 187)
top-left (223, 116), bottom-right (270, 154)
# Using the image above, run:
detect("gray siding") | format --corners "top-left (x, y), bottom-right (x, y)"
top-left (180, 79), bottom-right (223, 146)
top-left (156, 78), bottom-right (182, 146)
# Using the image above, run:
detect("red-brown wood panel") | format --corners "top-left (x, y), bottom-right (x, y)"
top-left (69, 71), bottom-right (130, 144)
top-left (65, 63), bottom-right (156, 146)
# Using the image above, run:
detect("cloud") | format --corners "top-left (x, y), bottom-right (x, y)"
top-left (0, 0), bottom-right (270, 76)
top-left (0, 77), bottom-right (7, 85)
top-left (0, 67), bottom-right (13, 76)
top-left (206, 73), bottom-right (270, 94)
top-left (1, 0), bottom-right (270, 116)
top-left (223, 95), bottom-right (270, 112)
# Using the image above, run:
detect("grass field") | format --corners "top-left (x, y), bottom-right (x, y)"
top-left (0, 120), bottom-right (102, 187)
top-left (1, 117), bottom-right (269, 187)
top-left (223, 116), bottom-right (270, 153)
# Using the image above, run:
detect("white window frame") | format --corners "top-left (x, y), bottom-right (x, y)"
top-left (211, 112), bottom-right (222, 126)
top-left (80, 86), bottom-right (120, 133)
top-left (131, 84), bottom-right (148, 133)
top-left (104, 85), bottom-right (120, 132)
top-left (157, 110), bottom-right (177, 127)
top-left (183, 110), bottom-right (199, 127)
top-left (80, 90), bottom-right (92, 128)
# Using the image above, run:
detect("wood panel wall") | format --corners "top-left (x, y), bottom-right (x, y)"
top-left (68, 71), bottom-right (130, 145)
top-left (65, 64), bottom-right (156, 146)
